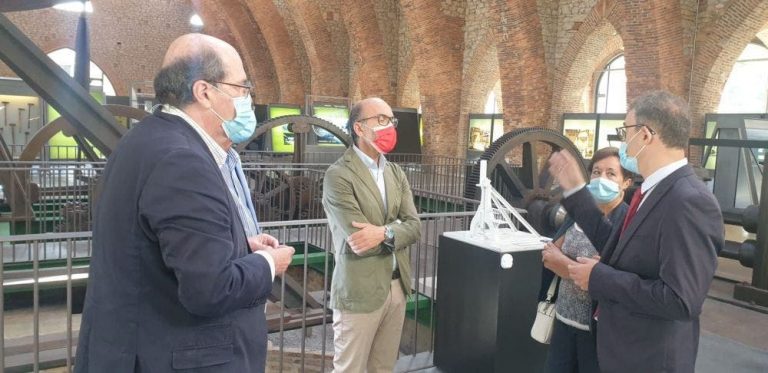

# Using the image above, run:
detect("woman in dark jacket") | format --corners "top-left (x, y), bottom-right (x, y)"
top-left (539, 147), bottom-right (634, 373)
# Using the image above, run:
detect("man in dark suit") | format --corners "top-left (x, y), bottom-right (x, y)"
top-left (548, 90), bottom-right (723, 373)
top-left (75, 34), bottom-right (294, 372)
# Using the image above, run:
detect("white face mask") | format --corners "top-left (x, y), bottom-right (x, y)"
top-left (587, 177), bottom-right (621, 204)
top-left (619, 130), bottom-right (646, 174)
top-left (209, 86), bottom-right (257, 144)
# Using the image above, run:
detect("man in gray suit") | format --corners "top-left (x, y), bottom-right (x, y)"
top-left (549, 90), bottom-right (723, 373)
top-left (75, 34), bottom-right (294, 372)
top-left (323, 97), bottom-right (421, 372)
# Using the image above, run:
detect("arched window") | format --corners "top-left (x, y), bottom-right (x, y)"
top-left (484, 90), bottom-right (497, 114)
top-left (718, 43), bottom-right (768, 113)
top-left (47, 48), bottom-right (115, 96)
top-left (594, 55), bottom-right (626, 113)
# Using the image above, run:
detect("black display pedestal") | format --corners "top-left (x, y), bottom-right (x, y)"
top-left (434, 232), bottom-right (548, 372)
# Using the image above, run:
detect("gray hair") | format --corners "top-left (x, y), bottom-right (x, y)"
top-left (345, 101), bottom-right (364, 146)
top-left (153, 47), bottom-right (226, 107)
top-left (629, 90), bottom-right (691, 149)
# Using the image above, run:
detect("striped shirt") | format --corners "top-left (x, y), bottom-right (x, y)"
top-left (161, 105), bottom-right (273, 278)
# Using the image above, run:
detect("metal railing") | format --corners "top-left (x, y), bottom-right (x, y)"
top-left (2, 145), bottom-right (106, 163)
top-left (0, 212), bottom-right (474, 372)
top-left (0, 163), bottom-right (103, 236)
top-left (0, 160), bottom-right (477, 234)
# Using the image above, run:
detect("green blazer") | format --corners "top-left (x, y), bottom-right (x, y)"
top-left (322, 147), bottom-right (421, 313)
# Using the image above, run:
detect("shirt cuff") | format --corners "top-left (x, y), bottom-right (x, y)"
top-left (563, 183), bottom-right (587, 198)
top-left (254, 251), bottom-right (276, 281)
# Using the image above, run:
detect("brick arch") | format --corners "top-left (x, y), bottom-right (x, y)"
top-left (397, 61), bottom-right (420, 109)
top-left (550, 0), bottom-right (625, 127)
top-left (400, 0), bottom-right (464, 157)
top-left (284, 0), bottom-right (345, 97)
top-left (689, 0), bottom-right (768, 138)
top-left (241, 0), bottom-right (306, 104)
top-left (494, 0), bottom-right (550, 130)
top-left (340, 0), bottom-right (393, 102)
top-left (622, 0), bottom-right (687, 98)
top-left (192, 0), bottom-right (279, 104)
top-left (463, 36), bottom-right (501, 115)
top-left (459, 40), bottom-right (500, 155)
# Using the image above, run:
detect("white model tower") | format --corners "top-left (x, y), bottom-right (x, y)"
top-left (469, 160), bottom-right (546, 250)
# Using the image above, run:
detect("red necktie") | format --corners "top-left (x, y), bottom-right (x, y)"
top-left (595, 189), bottom-right (645, 321)
top-left (621, 189), bottom-right (644, 234)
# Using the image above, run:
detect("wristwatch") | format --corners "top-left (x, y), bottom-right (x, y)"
top-left (384, 225), bottom-right (395, 241)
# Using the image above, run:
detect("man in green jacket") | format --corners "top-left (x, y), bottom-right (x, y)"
top-left (323, 97), bottom-right (421, 372)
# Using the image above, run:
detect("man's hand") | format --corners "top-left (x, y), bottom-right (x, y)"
top-left (568, 256), bottom-right (600, 291)
top-left (264, 245), bottom-right (295, 276)
top-left (248, 233), bottom-right (279, 252)
top-left (347, 221), bottom-right (385, 255)
top-left (548, 150), bottom-right (586, 191)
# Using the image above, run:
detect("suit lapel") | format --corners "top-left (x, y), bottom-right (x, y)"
top-left (343, 148), bottom-right (386, 213)
top-left (157, 111), bottom-right (248, 255)
top-left (609, 165), bottom-right (693, 265)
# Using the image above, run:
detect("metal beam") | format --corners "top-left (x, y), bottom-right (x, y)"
top-left (0, 0), bottom-right (63, 13)
top-left (0, 13), bottom-right (124, 156)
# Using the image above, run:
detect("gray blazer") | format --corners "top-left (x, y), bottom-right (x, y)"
top-left (75, 112), bottom-right (272, 372)
top-left (562, 165), bottom-right (723, 373)
top-left (322, 147), bottom-right (421, 313)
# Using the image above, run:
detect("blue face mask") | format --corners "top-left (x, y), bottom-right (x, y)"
top-left (587, 177), bottom-right (621, 204)
top-left (210, 90), bottom-right (257, 144)
top-left (619, 130), bottom-right (646, 174)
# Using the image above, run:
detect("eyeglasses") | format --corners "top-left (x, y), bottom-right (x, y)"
top-left (210, 80), bottom-right (254, 97)
top-left (615, 123), bottom-right (655, 141)
top-left (358, 114), bottom-right (398, 128)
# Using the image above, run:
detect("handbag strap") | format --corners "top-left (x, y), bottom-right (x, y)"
top-left (545, 277), bottom-right (559, 302)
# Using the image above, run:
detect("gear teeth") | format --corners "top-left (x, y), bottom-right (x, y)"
top-left (464, 127), bottom-right (584, 201)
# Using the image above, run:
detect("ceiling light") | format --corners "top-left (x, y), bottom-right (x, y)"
top-left (190, 14), bottom-right (204, 27)
top-left (53, 1), bottom-right (93, 13)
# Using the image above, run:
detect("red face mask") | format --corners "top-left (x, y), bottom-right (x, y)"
top-left (369, 125), bottom-right (398, 154)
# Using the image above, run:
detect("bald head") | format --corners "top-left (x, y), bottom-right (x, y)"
top-left (162, 33), bottom-right (238, 67)
top-left (346, 97), bottom-right (393, 146)
top-left (154, 33), bottom-right (244, 108)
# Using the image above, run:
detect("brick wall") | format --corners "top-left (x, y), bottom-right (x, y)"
top-left (194, 0), bottom-right (281, 104)
top-left (0, 0), bottom-right (196, 96)
top-left (3, 0), bottom-right (768, 158)
top-left (401, 0), bottom-right (465, 158)
top-left (285, 0), bottom-right (346, 97)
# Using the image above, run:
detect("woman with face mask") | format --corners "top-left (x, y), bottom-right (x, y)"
top-left (539, 147), bottom-right (634, 373)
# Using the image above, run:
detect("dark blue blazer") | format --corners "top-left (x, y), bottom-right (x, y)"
top-left (562, 165), bottom-right (723, 373)
top-left (75, 112), bottom-right (273, 372)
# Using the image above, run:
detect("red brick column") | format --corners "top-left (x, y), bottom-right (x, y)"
top-left (194, 0), bottom-right (280, 104)
top-left (285, 0), bottom-right (345, 97)
top-left (340, 0), bottom-right (394, 103)
top-left (494, 0), bottom-right (551, 131)
top-left (400, 0), bottom-right (464, 157)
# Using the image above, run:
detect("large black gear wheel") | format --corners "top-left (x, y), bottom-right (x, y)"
top-left (464, 127), bottom-right (587, 236)
top-left (235, 114), bottom-right (352, 163)
top-left (234, 115), bottom-right (352, 221)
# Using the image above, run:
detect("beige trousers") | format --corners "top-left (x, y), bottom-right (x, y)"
top-left (332, 280), bottom-right (407, 373)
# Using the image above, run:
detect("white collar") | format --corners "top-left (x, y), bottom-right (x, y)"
top-left (352, 145), bottom-right (386, 170)
top-left (641, 158), bottom-right (688, 194)
top-left (162, 105), bottom-right (228, 167)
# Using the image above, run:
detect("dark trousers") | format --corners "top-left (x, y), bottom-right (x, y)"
top-left (544, 318), bottom-right (600, 373)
